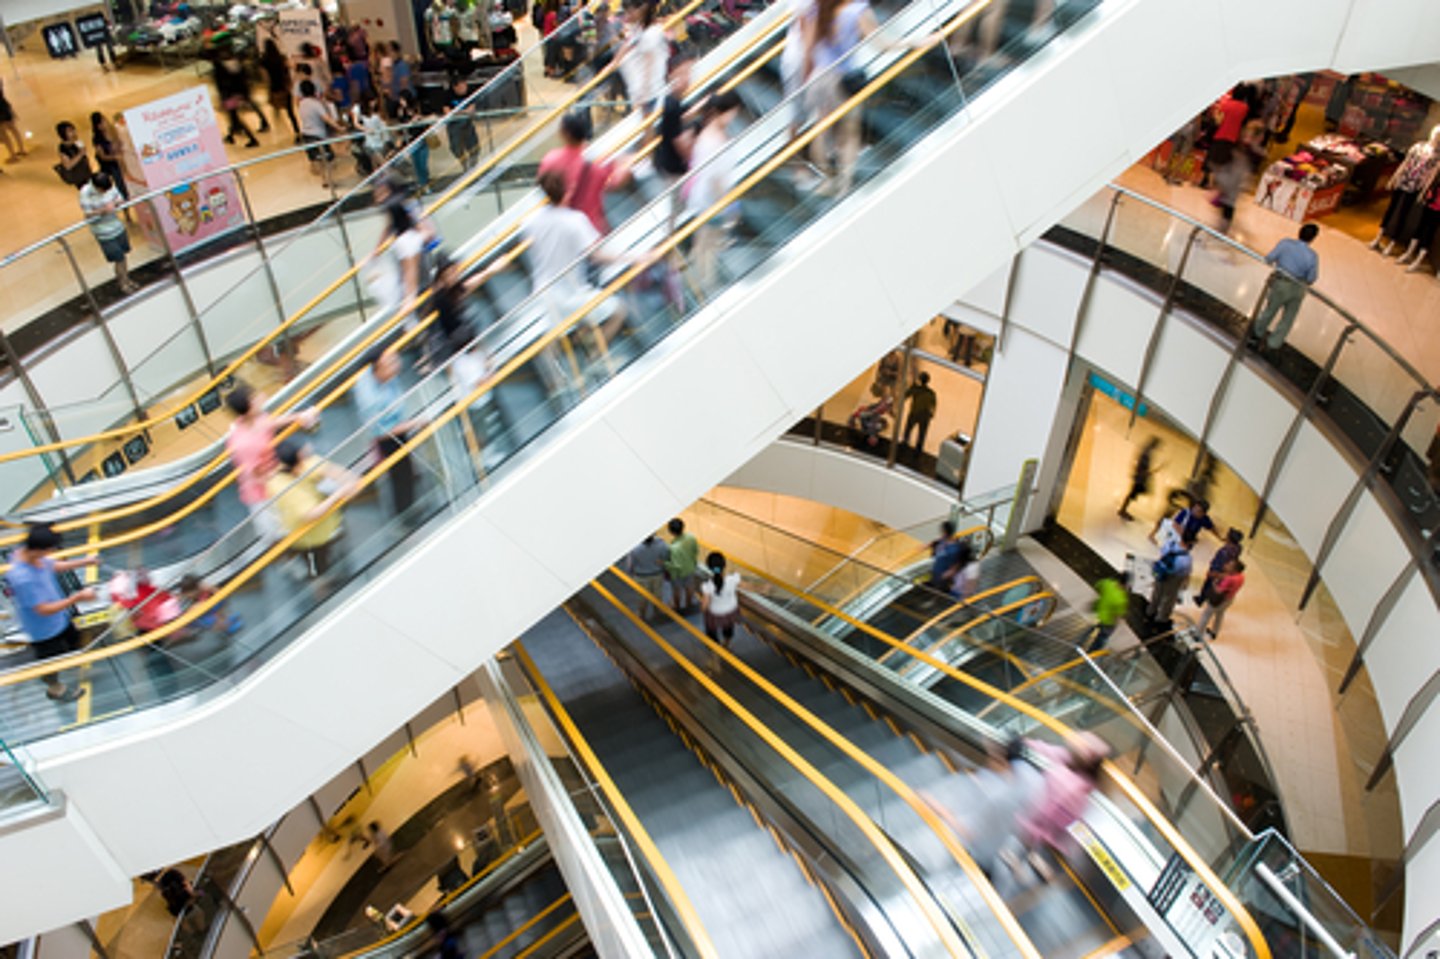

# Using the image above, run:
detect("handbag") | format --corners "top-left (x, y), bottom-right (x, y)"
top-left (55, 158), bottom-right (92, 186)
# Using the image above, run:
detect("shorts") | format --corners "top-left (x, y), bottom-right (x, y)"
top-left (302, 135), bottom-right (335, 163)
top-left (549, 287), bottom-right (618, 329)
top-left (704, 608), bottom-right (740, 639)
top-left (98, 231), bottom-right (131, 263)
top-left (634, 572), bottom-right (665, 599)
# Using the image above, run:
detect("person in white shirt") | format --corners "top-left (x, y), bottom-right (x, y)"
top-left (684, 90), bottom-right (743, 293)
top-left (699, 551), bottom-right (742, 646)
top-left (479, 169), bottom-right (640, 357)
top-left (79, 172), bottom-right (137, 292)
top-left (614, 0), bottom-right (668, 113)
top-left (297, 80), bottom-right (345, 188)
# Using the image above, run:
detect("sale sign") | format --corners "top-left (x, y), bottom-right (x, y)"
top-left (123, 87), bottom-right (247, 254)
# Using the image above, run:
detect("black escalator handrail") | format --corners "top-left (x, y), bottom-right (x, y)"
top-left (585, 574), bottom-right (982, 959)
top-left (602, 567), bottom-right (1043, 958)
top-left (512, 642), bottom-right (721, 959)
top-left (0, 0), bottom-right (984, 684)
top-left (722, 551), bottom-right (1277, 959)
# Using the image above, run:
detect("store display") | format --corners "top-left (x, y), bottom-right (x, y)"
top-left (1255, 133), bottom-right (1399, 222)
top-left (1369, 126), bottom-right (1440, 254)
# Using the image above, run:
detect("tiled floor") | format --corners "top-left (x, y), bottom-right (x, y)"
top-left (1055, 391), bottom-right (1401, 864)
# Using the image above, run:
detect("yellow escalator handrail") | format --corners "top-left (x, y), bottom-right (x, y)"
top-left (476, 893), bottom-right (573, 959)
top-left (0, 7), bottom-right (798, 556)
top-left (605, 567), bottom-right (1041, 959)
top-left (0, 0), bottom-right (730, 472)
top-left (0, 2), bottom-right (993, 687)
top-left (511, 911), bottom-right (582, 959)
top-left (512, 642), bottom-right (720, 959)
top-left (722, 553), bottom-right (1275, 959)
top-left (586, 575), bottom-right (981, 959)
top-left (335, 826), bottom-right (544, 959)
top-left (810, 523), bottom-right (992, 625)
top-left (0, 239), bottom-right (531, 573)
top-left (899, 575), bottom-right (1042, 643)
top-left (877, 591), bottom-right (1057, 669)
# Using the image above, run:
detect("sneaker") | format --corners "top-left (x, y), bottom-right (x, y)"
top-left (47, 685), bottom-right (87, 703)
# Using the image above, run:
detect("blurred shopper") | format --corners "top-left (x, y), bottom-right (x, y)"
top-left (224, 383), bottom-right (320, 543)
top-left (1204, 85), bottom-right (1249, 187)
top-left (55, 120), bottom-right (93, 189)
top-left (445, 77), bottom-right (481, 169)
top-left (177, 573), bottom-right (242, 637)
top-left (625, 533), bottom-right (672, 621)
top-left (1196, 558), bottom-right (1244, 639)
top-left (1117, 436), bottom-right (1160, 521)
top-left (90, 112), bottom-right (129, 200)
top-left (653, 51), bottom-right (695, 188)
top-left (423, 912), bottom-right (464, 959)
top-left (370, 198), bottom-right (428, 318)
top-left (365, 820), bottom-right (396, 869)
top-left (0, 78), bottom-right (25, 162)
top-left (965, 737), bottom-right (1045, 880)
top-left (355, 347), bottom-right (426, 518)
top-left (297, 80), bottom-right (346, 188)
top-left (1196, 527), bottom-right (1243, 606)
top-left (902, 371), bottom-right (937, 459)
top-left (1146, 540), bottom-right (1192, 627)
top-left (928, 520), bottom-right (964, 590)
top-left (5, 524), bottom-right (99, 703)
top-left (1013, 734), bottom-right (1108, 881)
top-left (260, 39), bottom-right (299, 137)
top-left (393, 90), bottom-right (432, 194)
top-left (427, 252), bottom-right (481, 365)
top-left (1150, 498), bottom-right (1218, 550)
top-left (1087, 575), bottom-right (1128, 652)
top-left (700, 551), bottom-right (742, 646)
top-left (79, 172), bottom-right (138, 293)
top-left (684, 90), bottom-right (743, 292)
top-left (666, 517), bottom-right (700, 613)
top-left (614, 0), bottom-right (668, 113)
top-left (1253, 223), bottom-right (1320, 352)
top-left (539, 110), bottom-right (630, 232)
top-left (213, 50), bottom-right (267, 147)
top-left (267, 439), bottom-right (361, 583)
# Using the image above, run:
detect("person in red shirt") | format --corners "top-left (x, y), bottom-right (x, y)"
top-left (536, 110), bottom-right (632, 233)
top-left (1208, 86), bottom-right (1251, 170)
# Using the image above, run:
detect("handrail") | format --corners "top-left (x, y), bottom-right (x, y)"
top-left (1096, 185), bottom-right (1438, 397)
top-left (0, 0), bottom-right (966, 680)
top-left (720, 552), bottom-right (1275, 959)
top-left (584, 575), bottom-right (980, 959)
top-left (474, 894), bottom-right (574, 959)
top-left (878, 591), bottom-right (1057, 667)
top-left (602, 567), bottom-right (1041, 959)
top-left (0, 0), bottom-right (720, 470)
top-left (0, 2), bottom-right (798, 553)
top-left (812, 522), bottom-right (995, 621)
top-left (512, 642), bottom-right (720, 959)
top-left (898, 575), bottom-right (1043, 642)
top-left (330, 828), bottom-right (545, 959)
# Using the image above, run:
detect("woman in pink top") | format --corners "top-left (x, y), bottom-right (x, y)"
top-left (1015, 734), bottom-right (1108, 881)
top-left (224, 383), bottom-right (318, 540)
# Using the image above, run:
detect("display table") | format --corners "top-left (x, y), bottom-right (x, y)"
top-left (1255, 134), bottom-right (1397, 222)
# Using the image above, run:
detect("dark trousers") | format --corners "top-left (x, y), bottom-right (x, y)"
top-left (27, 622), bottom-right (82, 687)
top-left (904, 414), bottom-right (931, 454)
top-left (377, 434), bottom-right (417, 515)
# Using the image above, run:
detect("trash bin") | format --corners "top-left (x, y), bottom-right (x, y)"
top-left (935, 432), bottom-right (971, 488)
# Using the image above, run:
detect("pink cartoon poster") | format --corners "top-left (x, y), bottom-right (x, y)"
top-left (124, 87), bottom-right (247, 254)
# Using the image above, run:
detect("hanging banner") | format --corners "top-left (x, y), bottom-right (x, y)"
top-left (123, 87), bottom-right (247, 254)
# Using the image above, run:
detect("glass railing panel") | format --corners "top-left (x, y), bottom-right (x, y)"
top-left (0, 725), bottom-right (48, 813)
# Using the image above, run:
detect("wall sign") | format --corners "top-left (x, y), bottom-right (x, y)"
top-left (42, 22), bottom-right (79, 58)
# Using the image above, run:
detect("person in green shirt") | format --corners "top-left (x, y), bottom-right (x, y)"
top-left (665, 518), bottom-right (700, 614)
top-left (1087, 576), bottom-right (1129, 652)
top-left (903, 372), bottom-right (938, 458)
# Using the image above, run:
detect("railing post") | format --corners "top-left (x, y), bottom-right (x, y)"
top-left (146, 197), bottom-right (215, 376)
top-left (259, 832), bottom-right (294, 896)
top-left (54, 235), bottom-right (145, 422)
top-left (1064, 188), bottom-right (1122, 384)
top-left (1129, 225), bottom-right (1201, 432)
top-left (232, 174), bottom-right (293, 340)
top-left (1299, 390), bottom-right (1426, 609)
top-left (1249, 323), bottom-right (1357, 539)
top-left (331, 202), bottom-right (370, 325)
top-left (0, 330), bottom-right (78, 485)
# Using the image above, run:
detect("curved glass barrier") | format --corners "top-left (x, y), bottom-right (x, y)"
top-left (1051, 186), bottom-right (1440, 566)
top-left (0, 0), bottom-right (1102, 754)
top-left (0, 0), bottom-right (760, 507)
top-left (0, 0), bottom-right (796, 554)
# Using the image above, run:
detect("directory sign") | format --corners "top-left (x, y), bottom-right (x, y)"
top-left (75, 13), bottom-right (110, 48)
top-left (123, 87), bottom-right (247, 254)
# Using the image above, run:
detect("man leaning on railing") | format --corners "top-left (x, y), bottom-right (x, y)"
top-left (1252, 223), bottom-right (1320, 352)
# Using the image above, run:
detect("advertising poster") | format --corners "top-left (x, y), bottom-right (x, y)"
top-left (123, 87), bottom-right (247, 254)
top-left (256, 7), bottom-right (325, 58)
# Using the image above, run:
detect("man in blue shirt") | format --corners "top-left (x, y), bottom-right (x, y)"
top-left (1253, 223), bottom-right (1320, 351)
top-left (355, 347), bottom-right (425, 517)
top-left (6, 524), bottom-right (99, 702)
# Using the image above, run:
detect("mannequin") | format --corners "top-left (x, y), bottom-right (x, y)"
top-left (1396, 182), bottom-right (1440, 274)
top-left (1370, 124), bottom-right (1440, 256)
top-left (425, 0), bottom-right (458, 56)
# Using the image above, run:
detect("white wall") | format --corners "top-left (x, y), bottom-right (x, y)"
top-left (6, 0), bottom-right (1440, 945)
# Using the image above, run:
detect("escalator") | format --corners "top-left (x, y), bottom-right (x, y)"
top-left (566, 568), bottom-right (1145, 959)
